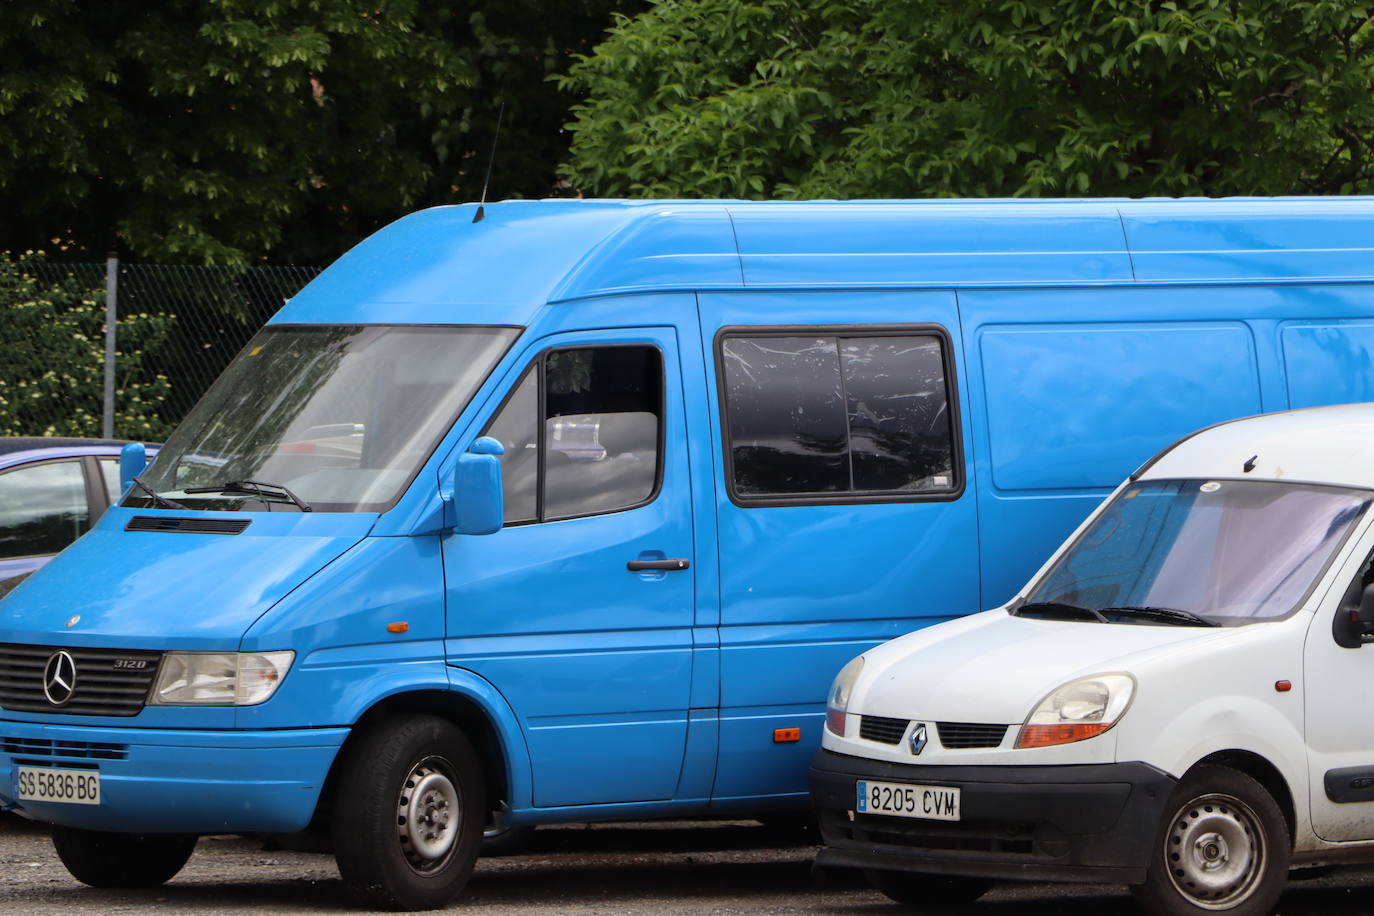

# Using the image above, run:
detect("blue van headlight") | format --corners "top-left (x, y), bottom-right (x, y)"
top-left (149, 651), bottom-right (295, 706)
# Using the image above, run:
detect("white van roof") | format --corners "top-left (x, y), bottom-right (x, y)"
top-left (1140, 403), bottom-right (1374, 490)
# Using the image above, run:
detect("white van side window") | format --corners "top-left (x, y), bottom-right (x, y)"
top-left (482, 345), bottom-right (663, 524)
top-left (719, 330), bottom-right (957, 502)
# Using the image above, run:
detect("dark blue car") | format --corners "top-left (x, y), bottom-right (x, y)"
top-left (0, 438), bottom-right (157, 589)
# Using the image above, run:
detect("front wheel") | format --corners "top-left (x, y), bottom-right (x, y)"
top-left (1131, 765), bottom-right (1289, 916)
top-left (332, 714), bottom-right (485, 910)
top-left (51, 826), bottom-right (196, 887)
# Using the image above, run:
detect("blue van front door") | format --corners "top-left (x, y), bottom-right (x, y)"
top-left (442, 320), bottom-right (698, 808)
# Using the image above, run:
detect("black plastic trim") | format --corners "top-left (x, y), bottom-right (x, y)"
top-left (713, 323), bottom-right (966, 508)
top-left (126, 516), bottom-right (251, 535)
top-left (809, 748), bottom-right (1175, 885)
top-left (1324, 765), bottom-right (1374, 803)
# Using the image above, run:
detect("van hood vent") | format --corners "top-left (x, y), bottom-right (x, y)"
top-left (125, 516), bottom-right (251, 535)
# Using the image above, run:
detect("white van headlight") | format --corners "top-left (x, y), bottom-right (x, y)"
top-left (825, 656), bottom-right (865, 736)
top-left (150, 651), bottom-right (295, 706)
top-left (1015, 673), bottom-right (1134, 749)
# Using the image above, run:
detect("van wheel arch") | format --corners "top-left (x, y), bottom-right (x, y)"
top-left (1189, 750), bottom-right (1295, 844)
top-left (315, 690), bottom-right (511, 835)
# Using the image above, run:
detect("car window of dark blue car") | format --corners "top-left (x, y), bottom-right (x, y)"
top-left (0, 460), bottom-right (90, 559)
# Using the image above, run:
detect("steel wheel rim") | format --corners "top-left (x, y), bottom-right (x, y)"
top-left (396, 755), bottom-right (461, 874)
top-left (1164, 792), bottom-right (1265, 910)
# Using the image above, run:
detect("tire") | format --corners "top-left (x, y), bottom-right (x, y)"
top-left (332, 714), bottom-right (485, 911)
top-left (1131, 765), bottom-right (1290, 916)
top-left (51, 826), bottom-right (196, 888)
top-left (863, 868), bottom-right (992, 907)
top-left (481, 823), bottom-right (534, 857)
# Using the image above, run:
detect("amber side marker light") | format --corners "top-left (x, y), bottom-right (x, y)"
top-left (1275, 680), bottom-right (1292, 692)
top-left (387, 622), bottom-right (409, 634)
top-left (1015, 723), bottom-right (1112, 749)
top-left (774, 728), bottom-right (801, 743)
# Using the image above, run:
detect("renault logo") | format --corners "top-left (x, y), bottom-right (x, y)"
top-left (42, 651), bottom-right (77, 707)
top-left (910, 722), bottom-right (928, 756)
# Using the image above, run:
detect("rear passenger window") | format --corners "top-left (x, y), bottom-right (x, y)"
top-left (719, 329), bottom-right (958, 502)
top-left (483, 345), bottom-right (663, 524)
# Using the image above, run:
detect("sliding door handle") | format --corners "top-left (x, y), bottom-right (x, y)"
top-left (627, 558), bottom-right (691, 572)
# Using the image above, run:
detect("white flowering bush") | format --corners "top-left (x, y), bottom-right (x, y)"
top-left (0, 253), bottom-right (174, 439)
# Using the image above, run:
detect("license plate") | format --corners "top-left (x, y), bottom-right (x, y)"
top-left (856, 779), bottom-right (959, 821)
top-left (16, 766), bottom-right (101, 805)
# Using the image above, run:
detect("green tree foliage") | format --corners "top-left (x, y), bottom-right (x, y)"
top-left (560, 0), bottom-right (1374, 199)
top-left (0, 1), bottom-right (637, 264)
top-left (0, 254), bottom-right (174, 439)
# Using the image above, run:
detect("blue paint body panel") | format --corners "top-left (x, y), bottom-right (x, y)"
top-left (0, 721), bottom-right (345, 833)
top-left (3, 198), bottom-right (1374, 837)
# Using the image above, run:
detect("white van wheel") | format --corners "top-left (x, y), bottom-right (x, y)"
top-left (1132, 766), bottom-right (1289, 916)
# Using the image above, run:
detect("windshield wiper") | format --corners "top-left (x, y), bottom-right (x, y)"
top-left (1012, 601), bottom-right (1109, 623)
top-left (1101, 605), bottom-right (1219, 627)
top-left (184, 479), bottom-right (313, 512)
top-left (130, 475), bottom-right (188, 511)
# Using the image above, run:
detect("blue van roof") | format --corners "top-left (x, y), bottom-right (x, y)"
top-left (276, 198), bottom-right (1374, 326)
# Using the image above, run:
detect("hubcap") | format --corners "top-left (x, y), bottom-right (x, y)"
top-left (396, 756), bottom-right (461, 874)
top-left (1164, 793), bottom-right (1265, 910)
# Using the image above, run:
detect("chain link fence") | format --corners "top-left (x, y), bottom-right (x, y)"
top-left (3, 258), bottom-right (320, 441)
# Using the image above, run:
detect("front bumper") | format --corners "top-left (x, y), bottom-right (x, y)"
top-left (810, 748), bottom-right (1175, 885)
top-left (0, 719), bottom-right (349, 834)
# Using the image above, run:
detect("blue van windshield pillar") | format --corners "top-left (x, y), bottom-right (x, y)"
top-left (129, 325), bottom-right (518, 513)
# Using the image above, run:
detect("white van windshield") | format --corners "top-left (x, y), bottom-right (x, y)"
top-left (1021, 478), bottom-right (1371, 625)
top-left (128, 325), bottom-right (518, 512)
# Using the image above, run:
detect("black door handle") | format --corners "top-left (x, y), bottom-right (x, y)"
top-left (627, 558), bottom-right (691, 572)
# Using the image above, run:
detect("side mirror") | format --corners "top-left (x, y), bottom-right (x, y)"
top-left (118, 441), bottom-right (148, 495)
top-left (1334, 583), bottom-right (1374, 649)
top-left (451, 436), bottom-right (505, 535)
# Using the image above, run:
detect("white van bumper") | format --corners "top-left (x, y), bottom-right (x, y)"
top-left (810, 748), bottom-right (1176, 884)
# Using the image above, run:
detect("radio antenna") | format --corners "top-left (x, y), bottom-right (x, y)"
top-left (472, 101), bottom-right (506, 224)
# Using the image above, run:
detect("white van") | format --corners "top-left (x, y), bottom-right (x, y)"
top-left (811, 403), bottom-right (1374, 916)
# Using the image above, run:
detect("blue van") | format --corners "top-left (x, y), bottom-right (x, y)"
top-left (2, 198), bottom-right (1374, 909)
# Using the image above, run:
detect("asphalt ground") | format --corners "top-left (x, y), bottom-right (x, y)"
top-left (1, 814), bottom-right (1374, 914)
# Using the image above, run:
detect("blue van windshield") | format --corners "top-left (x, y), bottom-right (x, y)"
top-left (1023, 478), bottom-right (1371, 624)
top-left (128, 325), bottom-right (518, 512)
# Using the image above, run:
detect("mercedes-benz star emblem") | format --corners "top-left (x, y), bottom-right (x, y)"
top-left (42, 650), bottom-right (77, 707)
top-left (909, 722), bottom-right (928, 756)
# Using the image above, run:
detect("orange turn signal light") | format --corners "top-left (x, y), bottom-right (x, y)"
top-left (773, 728), bottom-right (801, 743)
top-left (1015, 723), bottom-right (1111, 749)
top-left (1275, 680), bottom-right (1292, 692)
top-left (386, 621), bottom-right (409, 634)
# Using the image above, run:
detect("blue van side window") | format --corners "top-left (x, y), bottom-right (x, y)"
top-left (484, 345), bottom-right (664, 524)
top-left (721, 331), bottom-right (956, 501)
